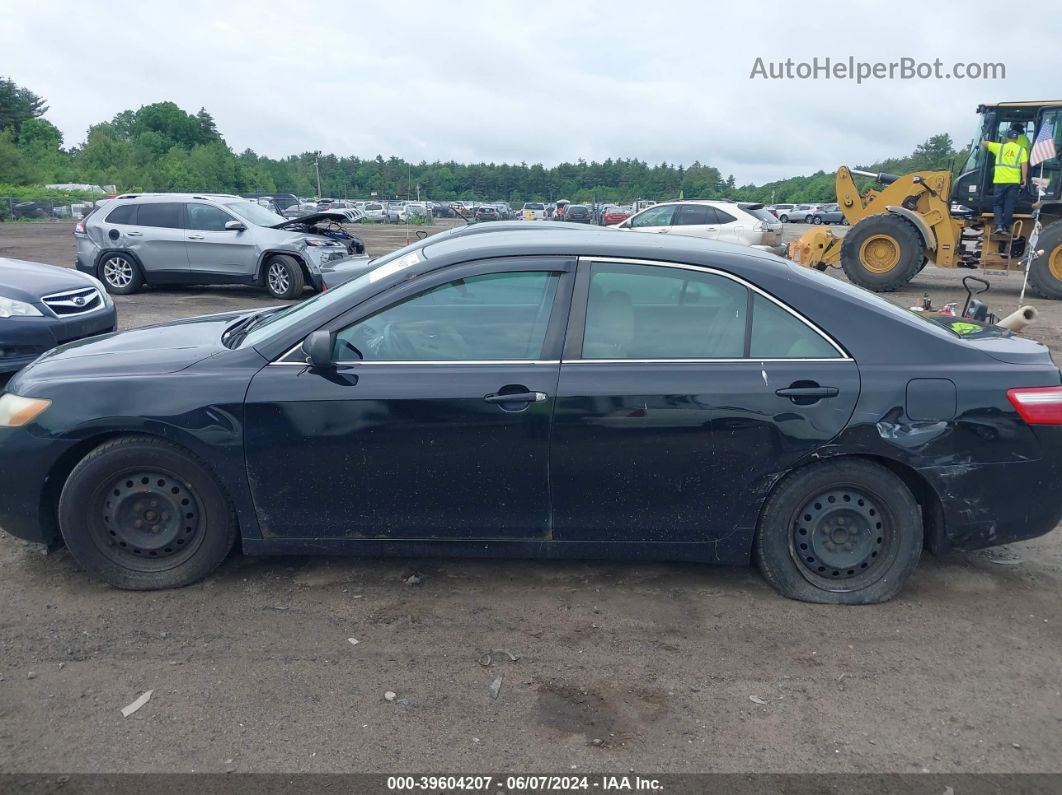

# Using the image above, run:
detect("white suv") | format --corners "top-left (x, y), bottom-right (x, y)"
top-left (612, 200), bottom-right (783, 250)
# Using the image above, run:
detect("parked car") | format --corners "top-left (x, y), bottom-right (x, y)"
top-left (778, 204), bottom-right (820, 223)
top-left (75, 193), bottom-right (353, 300)
top-left (242, 193), bottom-right (299, 214)
top-left (563, 204), bottom-right (593, 224)
top-left (361, 202), bottom-right (388, 222)
top-left (402, 202), bottom-right (431, 222)
top-left (5, 227), bottom-right (1059, 604)
top-left (475, 205), bottom-right (500, 221)
top-left (613, 200), bottom-right (782, 249)
top-left (767, 203), bottom-right (794, 220)
top-left (522, 202), bottom-right (547, 221)
top-left (0, 258), bottom-right (117, 384)
top-left (602, 206), bottom-right (632, 225)
top-left (810, 203), bottom-right (847, 225)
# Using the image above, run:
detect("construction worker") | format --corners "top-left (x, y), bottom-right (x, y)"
top-left (1009, 122), bottom-right (1031, 152)
top-left (980, 128), bottom-right (1029, 235)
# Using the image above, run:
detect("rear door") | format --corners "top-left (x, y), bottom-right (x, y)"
top-left (185, 202), bottom-right (257, 278)
top-left (550, 257), bottom-right (859, 547)
top-left (243, 257), bottom-right (574, 540)
top-left (669, 204), bottom-right (721, 240)
top-left (128, 202), bottom-right (188, 278)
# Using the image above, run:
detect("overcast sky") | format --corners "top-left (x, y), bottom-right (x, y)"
top-left (2, 0), bottom-right (1059, 184)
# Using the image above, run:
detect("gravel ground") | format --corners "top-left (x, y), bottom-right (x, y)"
top-left (0, 220), bottom-right (1060, 775)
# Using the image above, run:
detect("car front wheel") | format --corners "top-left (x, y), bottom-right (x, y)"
top-left (812, 216), bottom-right (823, 225)
top-left (754, 459), bottom-right (922, 604)
top-left (779, 214), bottom-right (789, 223)
top-left (264, 255), bottom-right (305, 300)
top-left (58, 436), bottom-right (238, 590)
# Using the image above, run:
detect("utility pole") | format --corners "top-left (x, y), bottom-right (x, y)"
top-left (313, 151), bottom-right (322, 198)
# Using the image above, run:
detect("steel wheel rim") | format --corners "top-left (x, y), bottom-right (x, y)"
top-left (103, 257), bottom-right (133, 287)
top-left (91, 469), bottom-right (204, 571)
top-left (859, 234), bottom-right (901, 273)
top-left (267, 262), bottom-right (290, 294)
top-left (1048, 245), bottom-right (1062, 281)
top-left (788, 486), bottom-right (897, 591)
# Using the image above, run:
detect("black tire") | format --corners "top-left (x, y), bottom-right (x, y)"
top-left (58, 436), bottom-right (237, 590)
top-left (812, 216), bottom-right (823, 225)
top-left (263, 254), bottom-right (305, 300)
top-left (754, 459), bottom-right (922, 604)
top-left (779, 214), bottom-right (789, 223)
top-left (1027, 222), bottom-right (1062, 300)
top-left (98, 252), bottom-right (144, 295)
top-left (840, 214), bottom-right (925, 292)
top-left (917, 255), bottom-right (929, 273)
top-left (804, 215), bottom-right (814, 223)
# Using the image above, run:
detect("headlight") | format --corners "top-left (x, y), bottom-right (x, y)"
top-left (0, 296), bottom-right (43, 318)
top-left (304, 238), bottom-right (336, 247)
top-left (0, 394), bottom-right (51, 427)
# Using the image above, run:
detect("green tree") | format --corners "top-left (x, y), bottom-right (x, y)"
top-left (0, 77), bottom-right (48, 133)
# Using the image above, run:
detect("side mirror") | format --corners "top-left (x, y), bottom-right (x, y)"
top-left (225, 220), bottom-right (246, 231)
top-left (302, 330), bottom-right (334, 368)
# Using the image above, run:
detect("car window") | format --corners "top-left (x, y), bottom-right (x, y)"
top-left (105, 204), bottom-right (137, 225)
top-left (630, 204), bottom-right (676, 228)
top-left (713, 207), bottom-right (736, 224)
top-left (673, 205), bottom-right (715, 226)
top-left (582, 262), bottom-right (747, 359)
top-left (333, 271), bottom-right (561, 362)
top-left (187, 203), bottom-right (235, 232)
top-left (749, 294), bottom-right (840, 358)
top-left (136, 202), bottom-right (183, 229)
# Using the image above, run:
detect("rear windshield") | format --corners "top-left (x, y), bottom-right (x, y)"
top-left (524, 203), bottom-right (544, 210)
top-left (741, 205), bottom-right (776, 223)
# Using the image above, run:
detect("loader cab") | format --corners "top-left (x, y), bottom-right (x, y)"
top-left (953, 102), bottom-right (1062, 218)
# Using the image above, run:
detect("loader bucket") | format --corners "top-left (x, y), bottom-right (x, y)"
top-left (788, 227), bottom-right (840, 270)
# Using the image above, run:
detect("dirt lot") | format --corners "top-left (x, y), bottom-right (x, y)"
top-left (0, 221), bottom-right (1060, 775)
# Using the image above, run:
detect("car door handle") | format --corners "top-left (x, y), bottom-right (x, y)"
top-left (775, 386), bottom-right (839, 399)
top-left (657, 228), bottom-right (669, 234)
top-left (188, 234), bottom-right (205, 240)
top-left (126, 231), bottom-right (142, 237)
top-left (484, 391), bottom-right (548, 404)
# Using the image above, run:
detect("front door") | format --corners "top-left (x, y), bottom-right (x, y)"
top-left (243, 259), bottom-right (574, 540)
top-left (550, 258), bottom-right (858, 547)
top-left (626, 203), bottom-right (677, 236)
top-left (670, 203), bottom-right (722, 241)
top-left (185, 202), bottom-right (257, 278)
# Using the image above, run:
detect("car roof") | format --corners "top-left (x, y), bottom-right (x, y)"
top-left (111, 193), bottom-right (243, 203)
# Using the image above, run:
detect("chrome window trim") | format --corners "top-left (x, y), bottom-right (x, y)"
top-left (579, 256), bottom-right (850, 359)
top-left (563, 358), bottom-right (853, 364)
top-left (271, 355), bottom-right (561, 367)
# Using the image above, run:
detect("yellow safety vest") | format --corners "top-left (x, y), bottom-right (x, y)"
top-left (987, 141), bottom-right (1028, 184)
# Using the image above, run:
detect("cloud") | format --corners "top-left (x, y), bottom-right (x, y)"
top-left (1, 0), bottom-right (1057, 184)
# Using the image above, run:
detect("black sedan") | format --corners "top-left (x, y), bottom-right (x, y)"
top-left (474, 206), bottom-right (500, 222)
top-left (2, 228), bottom-right (1060, 603)
top-left (563, 204), bottom-right (593, 223)
top-left (0, 257), bottom-right (117, 382)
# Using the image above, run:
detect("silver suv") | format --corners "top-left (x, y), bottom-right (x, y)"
top-left (75, 193), bottom-right (366, 299)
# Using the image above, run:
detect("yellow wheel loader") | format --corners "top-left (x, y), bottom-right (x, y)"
top-left (788, 101), bottom-right (1062, 298)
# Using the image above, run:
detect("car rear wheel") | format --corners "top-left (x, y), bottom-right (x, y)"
top-left (804, 215), bottom-right (814, 223)
top-left (264, 255), bottom-right (305, 300)
top-left (58, 436), bottom-right (237, 590)
top-left (99, 254), bottom-right (144, 295)
top-left (812, 216), bottom-right (823, 225)
top-left (754, 459), bottom-right (922, 604)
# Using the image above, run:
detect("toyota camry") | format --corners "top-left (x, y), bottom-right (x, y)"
top-left (1, 226), bottom-right (1060, 603)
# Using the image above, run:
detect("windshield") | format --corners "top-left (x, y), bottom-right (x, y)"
top-left (224, 200), bottom-right (286, 226)
top-left (241, 246), bottom-right (427, 349)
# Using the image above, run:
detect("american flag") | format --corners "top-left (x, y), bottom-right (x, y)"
top-left (1030, 122), bottom-right (1056, 167)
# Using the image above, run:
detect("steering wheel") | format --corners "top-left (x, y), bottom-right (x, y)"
top-left (380, 322), bottom-right (418, 359)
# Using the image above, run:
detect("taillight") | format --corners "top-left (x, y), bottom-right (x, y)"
top-left (1007, 386), bottom-right (1062, 424)
top-left (74, 220), bottom-right (86, 234)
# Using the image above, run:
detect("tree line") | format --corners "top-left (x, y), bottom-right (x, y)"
top-left (0, 77), bottom-right (966, 205)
